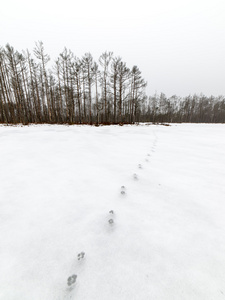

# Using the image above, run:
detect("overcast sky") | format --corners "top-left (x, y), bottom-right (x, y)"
top-left (1, 0), bottom-right (225, 97)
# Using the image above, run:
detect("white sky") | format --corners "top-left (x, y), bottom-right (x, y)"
top-left (1, 0), bottom-right (225, 97)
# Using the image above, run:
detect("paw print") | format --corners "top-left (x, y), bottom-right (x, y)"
top-left (109, 210), bottom-right (114, 214)
top-left (133, 173), bottom-right (138, 180)
top-left (67, 274), bottom-right (77, 286)
top-left (121, 185), bottom-right (126, 195)
top-left (77, 252), bottom-right (85, 260)
top-left (108, 219), bottom-right (114, 224)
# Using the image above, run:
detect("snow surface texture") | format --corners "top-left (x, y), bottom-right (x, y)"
top-left (0, 124), bottom-right (225, 300)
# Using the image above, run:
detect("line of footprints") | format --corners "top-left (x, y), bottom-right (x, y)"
top-left (66, 137), bottom-right (158, 294)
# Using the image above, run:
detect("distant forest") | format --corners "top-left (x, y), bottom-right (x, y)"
top-left (0, 42), bottom-right (224, 125)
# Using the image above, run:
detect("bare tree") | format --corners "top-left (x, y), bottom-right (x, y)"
top-left (99, 51), bottom-right (113, 123)
top-left (82, 53), bottom-right (94, 124)
top-left (33, 41), bottom-right (51, 122)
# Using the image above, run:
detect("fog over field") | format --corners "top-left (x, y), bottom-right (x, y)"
top-left (1, 0), bottom-right (225, 97)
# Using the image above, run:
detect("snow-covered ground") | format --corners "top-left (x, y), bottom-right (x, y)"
top-left (0, 123), bottom-right (225, 300)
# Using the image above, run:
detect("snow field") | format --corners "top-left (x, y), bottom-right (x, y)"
top-left (0, 124), bottom-right (225, 299)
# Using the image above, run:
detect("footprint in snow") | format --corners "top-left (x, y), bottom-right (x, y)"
top-left (133, 173), bottom-right (138, 180)
top-left (64, 275), bottom-right (77, 300)
top-left (77, 252), bottom-right (85, 260)
top-left (121, 185), bottom-right (126, 195)
top-left (67, 274), bottom-right (77, 286)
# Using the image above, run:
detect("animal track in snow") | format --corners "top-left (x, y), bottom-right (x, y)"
top-left (121, 185), bottom-right (126, 195)
top-left (77, 252), bottom-right (85, 260)
top-left (67, 274), bottom-right (77, 286)
top-left (133, 173), bottom-right (138, 180)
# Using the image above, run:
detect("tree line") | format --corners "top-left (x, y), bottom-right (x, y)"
top-left (0, 42), bottom-right (147, 125)
top-left (145, 93), bottom-right (225, 123)
top-left (0, 42), bottom-right (224, 125)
